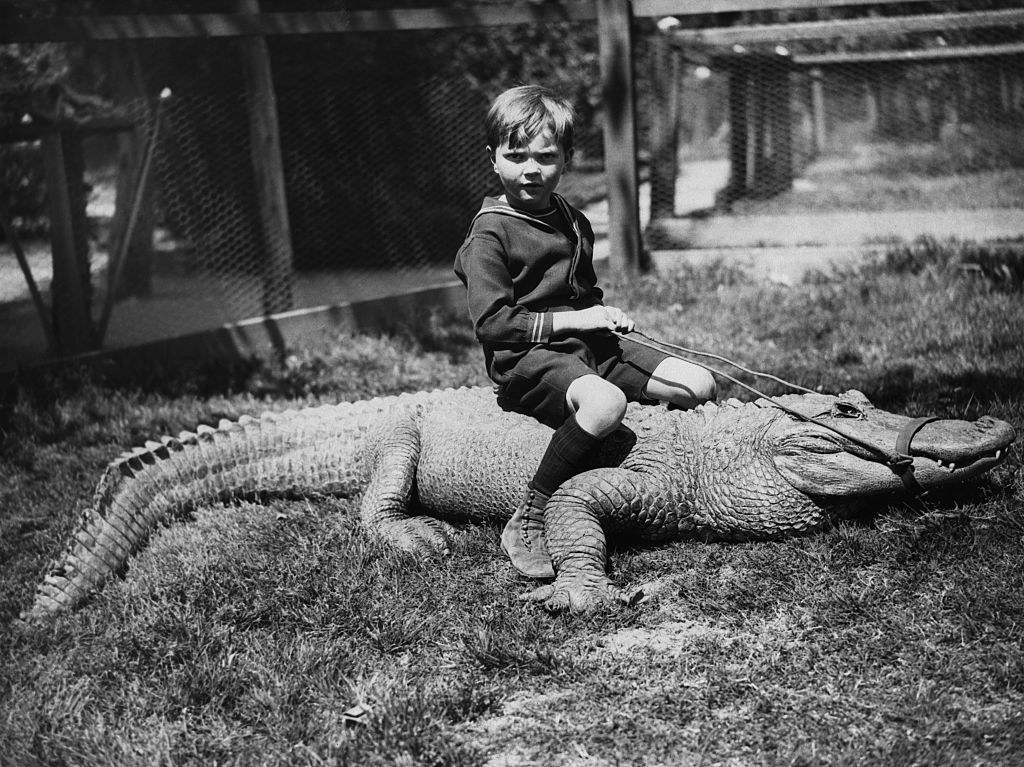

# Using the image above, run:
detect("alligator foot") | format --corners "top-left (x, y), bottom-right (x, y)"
top-left (519, 571), bottom-right (642, 613)
top-left (377, 517), bottom-right (456, 557)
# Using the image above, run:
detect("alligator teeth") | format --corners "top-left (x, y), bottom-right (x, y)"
top-left (995, 449), bottom-right (1003, 460)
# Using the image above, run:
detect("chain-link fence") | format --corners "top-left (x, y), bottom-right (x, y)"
top-left (1, 2), bottom-right (1023, 370)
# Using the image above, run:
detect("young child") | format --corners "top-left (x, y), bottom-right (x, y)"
top-left (454, 85), bottom-right (716, 578)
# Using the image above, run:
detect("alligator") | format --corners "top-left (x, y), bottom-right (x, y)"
top-left (22, 386), bottom-right (1015, 622)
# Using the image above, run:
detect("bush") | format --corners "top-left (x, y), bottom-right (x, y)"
top-left (0, 143), bottom-right (48, 237)
top-left (0, 42), bottom-right (73, 236)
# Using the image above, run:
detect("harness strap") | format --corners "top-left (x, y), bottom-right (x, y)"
top-left (890, 416), bottom-right (941, 495)
top-left (895, 416), bottom-right (941, 458)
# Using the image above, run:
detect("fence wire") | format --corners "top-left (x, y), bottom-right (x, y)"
top-left (644, 7), bottom-right (1024, 228)
top-left (1, 4), bottom-right (1023, 369)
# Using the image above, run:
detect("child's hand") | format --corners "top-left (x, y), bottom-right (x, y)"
top-left (603, 306), bottom-right (635, 333)
top-left (565, 305), bottom-right (635, 333)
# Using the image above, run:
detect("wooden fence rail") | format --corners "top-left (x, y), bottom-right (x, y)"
top-left (0, 0), bottom-right (952, 42)
top-left (674, 9), bottom-right (1024, 46)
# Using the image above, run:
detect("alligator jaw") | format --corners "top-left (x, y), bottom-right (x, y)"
top-left (900, 416), bottom-right (1015, 490)
top-left (773, 411), bottom-right (1016, 499)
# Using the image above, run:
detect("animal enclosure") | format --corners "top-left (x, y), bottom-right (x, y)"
top-left (1, 0), bottom-right (1023, 370)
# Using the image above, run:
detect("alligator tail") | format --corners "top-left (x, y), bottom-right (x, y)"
top-left (21, 404), bottom-right (369, 624)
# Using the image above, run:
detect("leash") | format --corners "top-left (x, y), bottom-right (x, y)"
top-left (615, 329), bottom-right (934, 492)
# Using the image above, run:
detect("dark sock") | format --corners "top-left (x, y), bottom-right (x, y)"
top-left (529, 414), bottom-right (603, 499)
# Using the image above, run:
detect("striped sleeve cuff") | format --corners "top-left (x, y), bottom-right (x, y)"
top-left (529, 312), bottom-right (553, 343)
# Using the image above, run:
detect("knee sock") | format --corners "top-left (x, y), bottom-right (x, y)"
top-left (529, 414), bottom-right (603, 499)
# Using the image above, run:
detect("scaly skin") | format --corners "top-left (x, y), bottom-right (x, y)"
top-left (22, 387), bottom-right (1015, 622)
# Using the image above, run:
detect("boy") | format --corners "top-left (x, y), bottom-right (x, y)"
top-left (454, 85), bottom-right (716, 578)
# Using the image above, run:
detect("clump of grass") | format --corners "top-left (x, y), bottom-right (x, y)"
top-left (867, 235), bottom-right (1024, 292)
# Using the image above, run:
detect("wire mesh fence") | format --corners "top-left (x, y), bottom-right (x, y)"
top-left (1, 1), bottom-right (1023, 370)
top-left (644, 5), bottom-right (1024, 250)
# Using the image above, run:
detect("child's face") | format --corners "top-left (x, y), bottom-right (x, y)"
top-left (489, 128), bottom-right (572, 211)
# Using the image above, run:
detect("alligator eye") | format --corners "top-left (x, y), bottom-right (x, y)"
top-left (831, 402), bottom-right (865, 419)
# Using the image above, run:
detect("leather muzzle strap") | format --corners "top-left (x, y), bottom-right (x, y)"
top-left (891, 416), bottom-right (941, 494)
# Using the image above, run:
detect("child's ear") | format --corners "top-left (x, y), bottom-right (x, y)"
top-left (565, 147), bottom-right (574, 170)
top-left (486, 145), bottom-right (497, 169)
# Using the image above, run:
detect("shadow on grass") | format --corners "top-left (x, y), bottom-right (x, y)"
top-left (864, 365), bottom-right (1023, 418)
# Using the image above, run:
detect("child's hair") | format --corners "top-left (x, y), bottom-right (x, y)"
top-left (485, 85), bottom-right (576, 154)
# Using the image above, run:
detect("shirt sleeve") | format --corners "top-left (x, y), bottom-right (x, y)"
top-left (455, 231), bottom-right (554, 346)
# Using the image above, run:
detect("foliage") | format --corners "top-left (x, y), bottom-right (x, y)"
top-left (0, 42), bottom-right (67, 234)
top-left (1, 257), bottom-right (1022, 764)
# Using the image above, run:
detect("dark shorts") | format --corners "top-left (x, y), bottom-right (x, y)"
top-left (495, 332), bottom-right (669, 429)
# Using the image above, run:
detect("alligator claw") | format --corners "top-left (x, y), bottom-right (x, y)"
top-left (519, 572), bottom-right (638, 613)
top-left (377, 517), bottom-right (455, 556)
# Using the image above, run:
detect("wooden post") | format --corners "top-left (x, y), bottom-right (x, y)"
top-left (864, 76), bottom-right (879, 137)
top-left (648, 32), bottom-right (680, 221)
top-left (767, 59), bottom-right (792, 196)
top-left (238, 0), bottom-right (294, 315)
top-left (810, 66), bottom-right (826, 154)
top-left (597, 0), bottom-right (642, 274)
top-left (109, 41), bottom-right (156, 299)
top-left (751, 65), bottom-right (769, 195)
top-left (41, 129), bottom-right (94, 353)
top-left (722, 62), bottom-right (750, 204)
top-left (999, 61), bottom-right (1010, 115)
top-left (690, 75), bottom-right (710, 145)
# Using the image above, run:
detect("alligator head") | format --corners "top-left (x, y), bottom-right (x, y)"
top-left (764, 389), bottom-right (1015, 499)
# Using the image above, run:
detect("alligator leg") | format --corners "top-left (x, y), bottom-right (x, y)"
top-left (520, 468), bottom-right (646, 612)
top-left (360, 415), bottom-right (455, 556)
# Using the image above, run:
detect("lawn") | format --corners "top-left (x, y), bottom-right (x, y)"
top-left (1, 251), bottom-right (1022, 766)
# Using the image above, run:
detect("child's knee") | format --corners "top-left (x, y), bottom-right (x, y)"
top-left (567, 376), bottom-right (626, 436)
top-left (647, 359), bottom-right (716, 407)
top-left (690, 368), bottom-right (717, 403)
top-left (600, 385), bottom-right (628, 422)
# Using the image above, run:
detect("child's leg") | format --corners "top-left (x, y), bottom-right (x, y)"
top-left (642, 357), bottom-right (717, 410)
top-left (503, 374), bottom-right (626, 577)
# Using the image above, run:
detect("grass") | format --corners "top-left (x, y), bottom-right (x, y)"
top-left (1, 254), bottom-right (1023, 765)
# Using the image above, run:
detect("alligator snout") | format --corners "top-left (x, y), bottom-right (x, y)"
top-left (975, 415), bottom-right (1014, 437)
top-left (974, 415), bottom-right (1016, 445)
